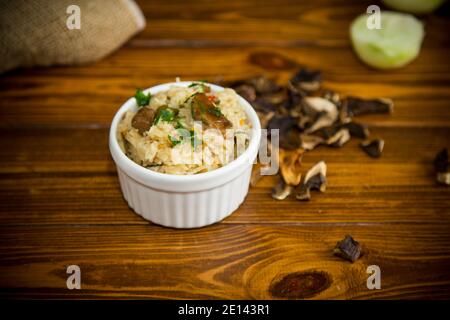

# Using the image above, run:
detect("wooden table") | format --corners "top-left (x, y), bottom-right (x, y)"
top-left (0, 0), bottom-right (449, 299)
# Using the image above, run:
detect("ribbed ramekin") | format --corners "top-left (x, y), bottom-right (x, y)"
top-left (109, 82), bottom-right (261, 228)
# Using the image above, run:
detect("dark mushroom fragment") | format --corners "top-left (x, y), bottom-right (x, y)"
top-left (251, 98), bottom-right (277, 114)
top-left (248, 76), bottom-right (280, 94)
top-left (257, 111), bottom-right (275, 129)
top-left (284, 85), bottom-right (304, 113)
top-left (434, 148), bottom-right (450, 185)
top-left (326, 128), bottom-right (350, 148)
top-left (341, 121), bottom-right (370, 139)
top-left (290, 68), bottom-right (322, 92)
top-left (302, 97), bottom-right (338, 133)
top-left (191, 93), bottom-right (232, 133)
top-left (267, 115), bottom-right (301, 150)
top-left (296, 161), bottom-right (327, 201)
top-left (360, 139), bottom-right (384, 158)
top-left (131, 107), bottom-right (156, 134)
top-left (333, 235), bottom-right (362, 263)
top-left (261, 88), bottom-right (288, 105)
top-left (300, 134), bottom-right (325, 151)
top-left (343, 97), bottom-right (393, 117)
top-left (234, 84), bottom-right (256, 102)
top-left (271, 179), bottom-right (294, 200)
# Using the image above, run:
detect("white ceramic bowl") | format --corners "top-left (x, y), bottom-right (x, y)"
top-left (109, 82), bottom-right (261, 228)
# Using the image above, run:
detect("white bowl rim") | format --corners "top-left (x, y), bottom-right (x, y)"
top-left (109, 81), bottom-right (261, 191)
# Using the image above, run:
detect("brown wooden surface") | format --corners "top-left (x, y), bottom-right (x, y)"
top-left (0, 0), bottom-right (449, 299)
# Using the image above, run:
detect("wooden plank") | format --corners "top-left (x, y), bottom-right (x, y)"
top-left (1, 47), bottom-right (449, 127)
top-left (132, 0), bottom-right (450, 48)
top-left (0, 126), bottom-right (448, 226)
top-left (0, 224), bottom-right (449, 299)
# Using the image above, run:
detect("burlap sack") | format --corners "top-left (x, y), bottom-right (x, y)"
top-left (0, 0), bottom-right (145, 74)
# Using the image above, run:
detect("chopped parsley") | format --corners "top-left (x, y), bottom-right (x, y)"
top-left (168, 135), bottom-right (181, 146)
top-left (188, 80), bottom-right (207, 88)
top-left (154, 107), bottom-right (175, 124)
top-left (134, 89), bottom-right (151, 107)
top-left (190, 130), bottom-right (201, 148)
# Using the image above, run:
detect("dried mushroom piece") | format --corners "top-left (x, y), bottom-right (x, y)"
top-left (267, 115), bottom-right (301, 150)
top-left (279, 149), bottom-right (304, 186)
top-left (296, 161), bottom-right (327, 201)
top-left (302, 97), bottom-right (339, 133)
top-left (191, 93), bottom-right (232, 133)
top-left (248, 76), bottom-right (280, 94)
top-left (333, 235), bottom-right (362, 263)
top-left (300, 134), bottom-right (325, 151)
top-left (290, 68), bottom-right (322, 92)
top-left (360, 139), bottom-right (384, 158)
top-left (343, 97), bottom-right (393, 117)
top-left (271, 179), bottom-right (294, 200)
top-left (234, 84), bottom-right (256, 102)
top-left (261, 88), bottom-right (288, 105)
top-left (326, 128), bottom-right (350, 148)
top-left (434, 148), bottom-right (450, 185)
top-left (132, 107), bottom-right (156, 134)
top-left (257, 111), bottom-right (275, 129)
top-left (251, 98), bottom-right (277, 114)
top-left (341, 121), bottom-right (370, 139)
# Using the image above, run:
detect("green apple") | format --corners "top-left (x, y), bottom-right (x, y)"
top-left (350, 11), bottom-right (425, 69)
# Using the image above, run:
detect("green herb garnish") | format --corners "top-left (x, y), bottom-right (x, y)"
top-left (190, 130), bottom-right (201, 148)
top-left (154, 107), bottom-right (175, 124)
top-left (174, 119), bottom-right (185, 129)
top-left (188, 80), bottom-right (207, 88)
top-left (168, 135), bottom-right (181, 146)
top-left (134, 89), bottom-right (151, 107)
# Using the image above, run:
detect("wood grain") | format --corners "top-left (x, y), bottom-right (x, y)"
top-left (1, 47), bottom-right (449, 127)
top-left (0, 224), bottom-right (449, 299)
top-left (0, 0), bottom-right (449, 300)
top-left (133, 0), bottom-right (450, 47)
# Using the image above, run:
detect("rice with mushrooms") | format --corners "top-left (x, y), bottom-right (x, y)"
top-left (117, 83), bottom-right (251, 175)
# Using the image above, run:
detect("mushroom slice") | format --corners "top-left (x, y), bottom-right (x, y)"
top-left (261, 88), bottom-right (288, 105)
top-left (271, 179), bottom-right (294, 200)
top-left (251, 98), bottom-right (277, 114)
top-left (333, 235), bottom-right (362, 263)
top-left (300, 133), bottom-right (324, 151)
top-left (279, 148), bottom-right (304, 186)
top-left (326, 128), bottom-right (350, 148)
top-left (302, 97), bottom-right (338, 133)
top-left (256, 111), bottom-right (275, 129)
top-left (285, 84), bottom-right (305, 112)
top-left (131, 107), bottom-right (156, 134)
top-left (296, 161), bottom-right (327, 201)
top-left (191, 93), bottom-right (232, 133)
top-left (341, 121), bottom-right (370, 139)
top-left (434, 148), bottom-right (450, 185)
top-left (343, 97), bottom-right (393, 117)
top-left (248, 76), bottom-right (279, 94)
top-left (267, 115), bottom-right (301, 150)
top-left (360, 139), bottom-right (384, 158)
top-left (290, 68), bottom-right (322, 92)
top-left (234, 84), bottom-right (256, 102)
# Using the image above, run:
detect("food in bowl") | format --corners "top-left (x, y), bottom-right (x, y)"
top-left (117, 82), bottom-right (251, 175)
